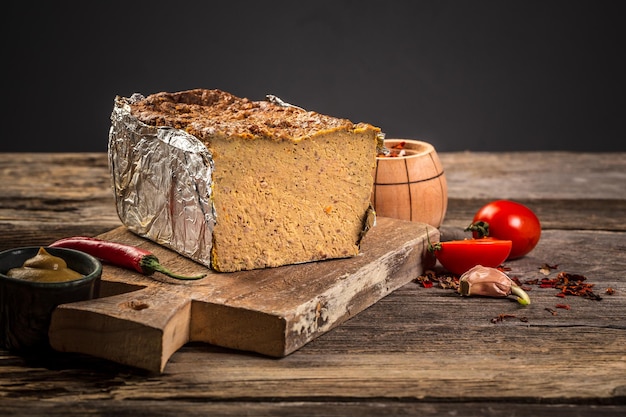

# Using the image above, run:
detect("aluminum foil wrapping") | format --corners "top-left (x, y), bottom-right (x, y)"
top-left (108, 94), bottom-right (216, 267)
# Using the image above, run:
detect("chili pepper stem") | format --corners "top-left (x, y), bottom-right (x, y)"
top-left (511, 284), bottom-right (531, 305)
top-left (140, 256), bottom-right (206, 280)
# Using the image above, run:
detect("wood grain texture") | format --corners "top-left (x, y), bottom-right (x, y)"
top-left (1, 152), bottom-right (625, 416)
top-left (0, 153), bottom-right (121, 250)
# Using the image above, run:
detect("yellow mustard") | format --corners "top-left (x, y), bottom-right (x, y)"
top-left (7, 247), bottom-right (83, 283)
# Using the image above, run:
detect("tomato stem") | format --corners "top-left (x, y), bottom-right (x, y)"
top-left (425, 228), bottom-right (442, 252)
top-left (465, 221), bottom-right (490, 238)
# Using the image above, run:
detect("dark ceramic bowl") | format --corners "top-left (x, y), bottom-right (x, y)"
top-left (0, 246), bottom-right (102, 352)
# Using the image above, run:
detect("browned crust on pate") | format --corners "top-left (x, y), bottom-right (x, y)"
top-left (129, 89), bottom-right (379, 142)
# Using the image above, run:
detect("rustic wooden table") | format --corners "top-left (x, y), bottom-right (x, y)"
top-left (1, 152), bottom-right (625, 416)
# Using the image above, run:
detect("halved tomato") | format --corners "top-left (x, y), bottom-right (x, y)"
top-left (428, 238), bottom-right (512, 276)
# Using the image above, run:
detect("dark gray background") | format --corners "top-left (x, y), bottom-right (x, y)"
top-left (4, 0), bottom-right (624, 152)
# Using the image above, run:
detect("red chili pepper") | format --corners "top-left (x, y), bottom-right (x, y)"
top-left (49, 236), bottom-right (206, 280)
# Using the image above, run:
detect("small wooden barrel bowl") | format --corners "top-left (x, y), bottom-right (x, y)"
top-left (372, 139), bottom-right (448, 228)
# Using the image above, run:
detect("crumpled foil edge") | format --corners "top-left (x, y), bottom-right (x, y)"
top-left (108, 94), bottom-right (216, 267)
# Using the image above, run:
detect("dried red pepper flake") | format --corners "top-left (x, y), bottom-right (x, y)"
top-left (545, 307), bottom-right (558, 316)
top-left (540, 278), bottom-right (558, 288)
top-left (513, 276), bottom-right (532, 291)
top-left (539, 263), bottom-right (559, 275)
top-left (415, 269), bottom-right (460, 291)
top-left (555, 304), bottom-right (571, 310)
top-left (439, 276), bottom-right (458, 290)
top-left (490, 314), bottom-right (529, 324)
top-left (421, 280), bottom-right (434, 288)
top-left (530, 270), bottom-right (603, 301)
top-left (605, 287), bottom-right (615, 295)
top-left (490, 313), bottom-right (518, 324)
top-left (379, 141), bottom-right (408, 157)
top-left (557, 271), bottom-right (586, 282)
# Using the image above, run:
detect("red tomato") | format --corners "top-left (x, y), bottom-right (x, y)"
top-left (468, 200), bottom-right (541, 260)
top-left (429, 238), bottom-right (512, 276)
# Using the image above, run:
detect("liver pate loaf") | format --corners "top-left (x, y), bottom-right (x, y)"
top-left (110, 88), bottom-right (380, 272)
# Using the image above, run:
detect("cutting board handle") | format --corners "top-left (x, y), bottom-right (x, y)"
top-left (50, 285), bottom-right (191, 373)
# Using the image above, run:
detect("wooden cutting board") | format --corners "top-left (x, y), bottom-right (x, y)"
top-left (49, 217), bottom-right (438, 373)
